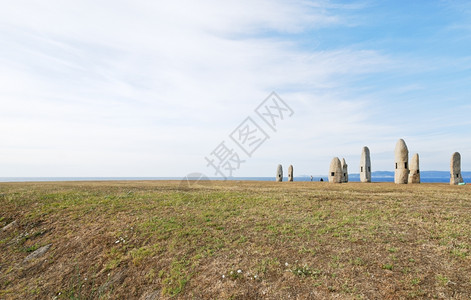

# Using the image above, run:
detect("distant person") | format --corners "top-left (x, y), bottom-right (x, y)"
top-left (320, 178), bottom-right (324, 182)
top-left (310, 175), bottom-right (313, 182)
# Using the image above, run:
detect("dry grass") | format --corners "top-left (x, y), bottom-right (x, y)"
top-left (1, 180), bottom-right (471, 299)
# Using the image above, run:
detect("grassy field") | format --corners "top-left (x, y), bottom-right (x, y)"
top-left (1, 180), bottom-right (471, 299)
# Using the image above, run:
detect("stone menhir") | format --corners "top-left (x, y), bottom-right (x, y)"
top-left (341, 158), bottom-right (348, 183)
top-left (394, 139), bottom-right (409, 184)
top-left (360, 146), bottom-right (371, 183)
top-left (408, 153), bottom-right (420, 184)
top-left (450, 152), bottom-right (464, 185)
top-left (329, 157), bottom-right (342, 183)
top-left (288, 165), bottom-right (293, 182)
top-left (276, 164), bottom-right (283, 182)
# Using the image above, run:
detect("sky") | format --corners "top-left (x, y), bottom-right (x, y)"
top-left (1, 0), bottom-right (470, 177)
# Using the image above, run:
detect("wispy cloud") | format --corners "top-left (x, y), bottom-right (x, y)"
top-left (0, 1), bottom-right (470, 176)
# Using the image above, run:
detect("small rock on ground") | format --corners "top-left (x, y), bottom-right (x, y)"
top-left (98, 271), bottom-right (126, 295)
top-left (2, 220), bottom-right (18, 232)
top-left (23, 244), bottom-right (52, 263)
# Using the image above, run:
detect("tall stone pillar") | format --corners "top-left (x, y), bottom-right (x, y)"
top-left (408, 153), bottom-right (420, 184)
top-left (329, 157), bottom-right (342, 183)
top-left (360, 146), bottom-right (371, 183)
top-left (276, 164), bottom-right (283, 182)
top-left (394, 139), bottom-right (409, 184)
top-left (288, 165), bottom-right (293, 182)
top-left (450, 152), bottom-right (464, 185)
top-left (341, 158), bottom-right (348, 183)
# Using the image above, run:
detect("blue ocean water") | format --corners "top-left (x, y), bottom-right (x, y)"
top-left (0, 176), bottom-right (466, 183)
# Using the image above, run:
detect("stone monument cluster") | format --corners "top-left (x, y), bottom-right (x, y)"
top-left (391, 139), bottom-right (463, 185)
top-left (275, 164), bottom-right (294, 182)
top-left (276, 138), bottom-right (465, 185)
top-left (393, 139), bottom-right (421, 184)
top-left (328, 157), bottom-right (349, 183)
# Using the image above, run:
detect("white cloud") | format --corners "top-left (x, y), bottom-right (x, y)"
top-left (1, 1), bottom-right (469, 177)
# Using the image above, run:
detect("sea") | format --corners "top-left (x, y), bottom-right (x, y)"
top-left (0, 174), bottom-right (469, 183)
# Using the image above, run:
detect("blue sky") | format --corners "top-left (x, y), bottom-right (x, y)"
top-left (0, 1), bottom-right (470, 177)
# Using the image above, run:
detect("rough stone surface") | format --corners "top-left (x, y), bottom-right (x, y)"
top-left (341, 158), bottom-right (348, 183)
top-left (98, 271), bottom-right (126, 295)
top-left (360, 146), bottom-right (371, 183)
top-left (328, 157), bottom-right (342, 183)
top-left (276, 164), bottom-right (283, 182)
top-left (2, 220), bottom-right (17, 232)
top-left (450, 152), bottom-right (464, 185)
top-left (23, 244), bottom-right (52, 263)
top-left (288, 165), bottom-right (293, 182)
top-left (408, 153), bottom-right (420, 184)
top-left (394, 139), bottom-right (409, 184)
